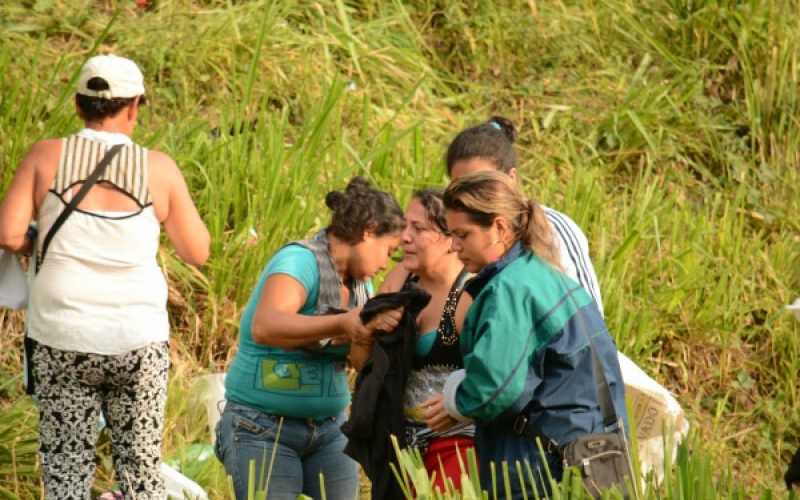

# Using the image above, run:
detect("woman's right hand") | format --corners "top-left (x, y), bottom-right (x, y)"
top-left (340, 308), bottom-right (373, 345)
top-left (340, 307), bottom-right (404, 345)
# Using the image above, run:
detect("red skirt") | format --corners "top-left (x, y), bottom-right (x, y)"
top-left (423, 436), bottom-right (476, 492)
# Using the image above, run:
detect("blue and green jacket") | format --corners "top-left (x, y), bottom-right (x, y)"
top-left (443, 243), bottom-right (628, 446)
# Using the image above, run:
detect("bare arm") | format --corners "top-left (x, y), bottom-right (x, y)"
top-left (153, 151), bottom-right (210, 266)
top-left (454, 291), bottom-right (473, 333)
top-left (0, 143), bottom-right (41, 254)
top-left (251, 273), bottom-right (377, 349)
top-left (378, 263), bottom-right (409, 293)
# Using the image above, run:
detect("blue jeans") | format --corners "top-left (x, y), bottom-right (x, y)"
top-left (214, 401), bottom-right (358, 500)
top-left (474, 423), bottom-right (563, 500)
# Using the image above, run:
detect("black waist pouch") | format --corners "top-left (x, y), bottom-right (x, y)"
top-left (561, 428), bottom-right (633, 498)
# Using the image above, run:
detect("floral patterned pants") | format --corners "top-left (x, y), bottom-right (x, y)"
top-left (32, 341), bottom-right (169, 500)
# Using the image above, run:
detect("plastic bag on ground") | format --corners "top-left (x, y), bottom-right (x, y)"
top-left (97, 464), bottom-right (208, 499)
top-left (191, 373), bottom-right (226, 444)
top-left (161, 463), bottom-right (209, 500)
top-left (618, 352), bottom-right (689, 484)
top-left (787, 298), bottom-right (800, 321)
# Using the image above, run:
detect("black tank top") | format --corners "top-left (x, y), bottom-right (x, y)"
top-left (403, 269), bottom-right (470, 370)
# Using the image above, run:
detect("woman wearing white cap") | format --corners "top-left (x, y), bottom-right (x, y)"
top-left (0, 54), bottom-right (210, 499)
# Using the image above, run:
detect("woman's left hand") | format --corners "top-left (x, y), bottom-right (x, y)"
top-left (365, 307), bottom-right (404, 335)
top-left (422, 393), bottom-right (458, 433)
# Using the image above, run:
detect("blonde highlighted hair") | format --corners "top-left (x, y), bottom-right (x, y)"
top-left (442, 171), bottom-right (561, 270)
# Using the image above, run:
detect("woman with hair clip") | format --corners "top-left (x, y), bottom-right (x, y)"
top-left (378, 189), bottom-right (474, 492)
top-left (423, 171), bottom-right (628, 499)
top-left (216, 176), bottom-right (406, 500)
top-left (382, 116), bottom-right (604, 316)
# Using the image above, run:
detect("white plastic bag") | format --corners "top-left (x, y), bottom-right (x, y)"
top-left (0, 250), bottom-right (28, 309)
top-left (161, 463), bottom-right (209, 500)
top-left (404, 365), bottom-right (453, 422)
top-left (192, 373), bottom-right (226, 444)
top-left (787, 298), bottom-right (800, 321)
top-left (618, 352), bottom-right (689, 483)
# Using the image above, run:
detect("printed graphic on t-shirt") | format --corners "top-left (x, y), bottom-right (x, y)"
top-left (260, 359), bottom-right (323, 396)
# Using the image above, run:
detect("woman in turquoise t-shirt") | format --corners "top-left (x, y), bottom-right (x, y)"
top-left (216, 177), bottom-right (405, 500)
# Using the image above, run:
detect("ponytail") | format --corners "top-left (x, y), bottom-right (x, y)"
top-left (522, 200), bottom-right (561, 270)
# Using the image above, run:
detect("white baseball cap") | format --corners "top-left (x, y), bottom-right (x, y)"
top-left (76, 55), bottom-right (145, 99)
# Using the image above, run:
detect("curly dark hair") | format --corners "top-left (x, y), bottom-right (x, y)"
top-left (76, 77), bottom-right (146, 122)
top-left (325, 176), bottom-right (405, 244)
top-left (412, 188), bottom-right (448, 235)
top-left (445, 116), bottom-right (517, 175)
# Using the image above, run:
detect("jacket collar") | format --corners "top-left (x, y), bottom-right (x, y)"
top-left (465, 241), bottom-right (525, 297)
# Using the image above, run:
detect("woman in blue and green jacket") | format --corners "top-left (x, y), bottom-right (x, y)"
top-left (215, 177), bottom-right (406, 500)
top-left (423, 170), bottom-right (628, 498)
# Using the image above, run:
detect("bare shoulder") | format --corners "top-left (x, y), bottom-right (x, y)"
top-left (24, 139), bottom-right (62, 186)
top-left (454, 289), bottom-right (473, 333)
top-left (25, 138), bottom-right (62, 165)
top-left (147, 149), bottom-right (181, 182)
top-left (148, 149), bottom-right (178, 170)
top-left (379, 264), bottom-right (409, 293)
top-left (29, 138), bottom-right (62, 153)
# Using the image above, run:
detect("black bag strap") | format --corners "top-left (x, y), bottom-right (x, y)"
top-left (35, 144), bottom-right (124, 273)
top-left (563, 281), bottom-right (639, 499)
top-left (586, 313), bottom-right (618, 428)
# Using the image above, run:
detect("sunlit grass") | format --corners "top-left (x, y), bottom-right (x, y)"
top-left (0, 0), bottom-right (798, 497)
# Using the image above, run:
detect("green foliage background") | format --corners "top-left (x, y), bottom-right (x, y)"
top-left (0, 0), bottom-right (798, 497)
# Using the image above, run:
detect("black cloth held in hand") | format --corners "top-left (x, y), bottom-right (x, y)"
top-left (341, 286), bottom-right (431, 500)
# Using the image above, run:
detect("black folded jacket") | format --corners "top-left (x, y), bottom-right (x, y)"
top-left (341, 286), bottom-right (431, 500)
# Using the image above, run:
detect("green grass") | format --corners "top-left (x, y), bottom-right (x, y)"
top-left (389, 433), bottom-right (768, 500)
top-left (1, 0), bottom-right (799, 497)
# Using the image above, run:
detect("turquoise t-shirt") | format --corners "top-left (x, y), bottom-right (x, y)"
top-left (225, 244), bottom-right (373, 418)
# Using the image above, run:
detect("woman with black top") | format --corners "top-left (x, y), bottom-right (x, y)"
top-left (378, 189), bottom-right (473, 491)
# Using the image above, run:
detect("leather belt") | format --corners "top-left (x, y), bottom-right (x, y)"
top-left (511, 414), bottom-right (562, 455)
